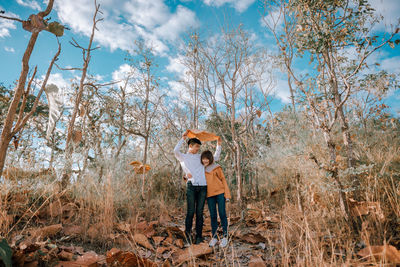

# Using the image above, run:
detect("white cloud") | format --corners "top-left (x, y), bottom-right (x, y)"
top-left (168, 80), bottom-right (188, 99)
top-left (16, 0), bottom-right (41, 10)
top-left (111, 63), bottom-right (141, 94)
top-left (260, 9), bottom-right (283, 32)
top-left (368, 0), bottom-right (400, 32)
top-left (166, 54), bottom-right (186, 76)
top-left (0, 8), bottom-right (18, 38)
top-left (124, 0), bottom-right (170, 29)
top-left (54, 1), bottom-right (199, 54)
top-left (4, 46), bottom-right (15, 53)
top-left (154, 6), bottom-right (198, 41)
top-left (45, 73), bottom-right (69, 89)
top-left (202, 0), bottom-right (256, 12)
top-left (273, 78), bottom-right (291, 104)
top-left (112, 63), bottom-right (133, 81)
top-left (380, 55), bottom-right (400, 74)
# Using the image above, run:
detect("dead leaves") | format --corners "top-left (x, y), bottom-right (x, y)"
top-left (106, 248), bottom-right (157, 267)
top-left (72, 130), bottom-right (82, 144)
top-left (235, 231), bottom-right (266, 244)
top-left (31, 224), bottom-right (62, 240)
top-left (129, 161), bottom-right (151, 174)
top-left (249, 255), bottom-right (267, 267)
top-left (11, 238), bottom-right (106, 267)
top-left (54, 251), bottom-right (106, 267)
top-left (358, 245), bottom-right (400, 264)
top-left (348, 198), bottom-right (384, 220)
top-left (171, 243), bottom-right (213, 265)
top-left (133, 234), bottom-right (154, 251)
top-left (186, 129), bottom-right (219, 142)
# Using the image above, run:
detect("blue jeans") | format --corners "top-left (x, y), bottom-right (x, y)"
top-left (207, 193), bottom-right (228, 238)
top-left (185, 182), bottom-right (207, 239)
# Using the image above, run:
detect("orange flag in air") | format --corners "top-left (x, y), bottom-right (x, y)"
top-left (187, 129), bottom-right (219, 142)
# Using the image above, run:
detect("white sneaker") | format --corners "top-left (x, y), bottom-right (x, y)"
top-left (220, 237), bottom-right (228, 248)
top-left (209, 238), bottom-right (218, 247)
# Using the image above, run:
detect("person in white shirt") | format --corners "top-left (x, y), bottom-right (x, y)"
top-left (174, 130), bottom-right (221, 245)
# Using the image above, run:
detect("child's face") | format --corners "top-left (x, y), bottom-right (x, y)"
top-left (202, 157), bottom-right (210, 166)
top-left (189, 144), bottom-right (201, 154)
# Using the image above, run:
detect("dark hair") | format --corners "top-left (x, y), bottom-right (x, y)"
top-left (187, 138), bottom-right (202, 146)
top-left (201, 150), bottom-right (214, 165)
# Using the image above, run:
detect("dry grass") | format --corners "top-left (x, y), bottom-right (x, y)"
top-left (1, 124), bottom-right (399, 266)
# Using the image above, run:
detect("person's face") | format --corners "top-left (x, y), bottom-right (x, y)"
top-left (189, 143), bottom-right (201, 154)
top-left (202, 157), bottom-right (210, 166)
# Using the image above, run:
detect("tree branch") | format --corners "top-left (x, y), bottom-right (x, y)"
top-left (13, 41), bottom-right (61, 135)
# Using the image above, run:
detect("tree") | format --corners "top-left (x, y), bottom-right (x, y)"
top-left (178, 32), bottom-right (204, 128)
top-left (60, 0), bottom-right (102, 188)
top-left (200, 25), bottom-right (270, 206)
top-left (0, 0), bottom-right (61, 178)
top-left (263, 0), bottom-right (399, 218)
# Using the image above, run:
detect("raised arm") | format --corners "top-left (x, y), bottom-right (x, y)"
top-left (213, 136), bottom-right (222, 161)
top-left (174, 138), bottom-right (185, 162)
top-left (174, 130), bottom-right (189, 162)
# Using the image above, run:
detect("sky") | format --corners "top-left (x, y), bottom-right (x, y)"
top-left (0, 0), bottom-right (400, 116)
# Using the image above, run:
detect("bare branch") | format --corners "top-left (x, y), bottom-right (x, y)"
top-left (0, 14), bottom-right (24, 23)
top-left (13, 41), bottom-right (61, 135)
top-left (38, 0), bottom-right (54, 17)
top-left (15, 66), bottom-right (37, 127)
top-left (55, 63), bottom-right (83, 71)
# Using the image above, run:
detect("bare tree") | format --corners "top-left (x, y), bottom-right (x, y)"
top-left (178, 32), bottom-right (204, 128)
top-left (0, 0), bottom-right (61, 178)
top-left (60, 0), bottom-right (102, 188)
top-left (200, 25), bottom-right (262, 206)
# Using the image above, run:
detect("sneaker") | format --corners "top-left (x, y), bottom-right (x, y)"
top-left (195, 237), bottom-right (204, 244)
top-left (184, 232), bottom-right (193, 247)
top-left (220, 237), bottom-right (228, 248)
top-left (209, 238), bottom-right (218, 247)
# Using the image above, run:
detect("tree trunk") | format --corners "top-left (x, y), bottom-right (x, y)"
top-left (322, 130), bottom-right (350, 219)
top-left (234, 140), bottom-right (242, 206)
top-left (61, 1), bottom-right (100, 188)
top-left (0, 32), bottom-right (39, 178)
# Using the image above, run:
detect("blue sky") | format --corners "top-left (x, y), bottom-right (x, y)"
top-left (1, 0), bottom-right (400, 116)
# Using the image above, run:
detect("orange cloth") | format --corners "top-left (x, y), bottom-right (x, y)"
top-left (205, 166), bottom-right (231, 199)
top-left (187, 129), bottom-right (219, 142)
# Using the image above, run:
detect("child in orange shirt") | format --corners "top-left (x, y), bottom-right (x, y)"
top-left (201, 150), bottom-right (231, 248)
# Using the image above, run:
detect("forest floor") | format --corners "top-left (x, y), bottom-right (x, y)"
top-left (4, 197), bottom-right (281, 266)
top-left (2, 188), bottom-right (400, 266)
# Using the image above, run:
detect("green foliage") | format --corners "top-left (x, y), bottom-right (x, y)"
top-left (0, 239), bottom-right (12, 267)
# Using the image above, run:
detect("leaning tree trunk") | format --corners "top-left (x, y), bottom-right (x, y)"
top-left (0, 0), bottom-right (55, 178)
top-left (0, 33), bottom-right (39, 178)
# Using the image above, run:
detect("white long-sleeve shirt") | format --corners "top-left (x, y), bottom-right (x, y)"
top-left (174, 138), bottom-right (221, 186)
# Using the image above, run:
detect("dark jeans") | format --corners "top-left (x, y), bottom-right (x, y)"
top-left (185, 182), bottom-right (207, 239)
top-left (207, 193), bottom-right (228, 237)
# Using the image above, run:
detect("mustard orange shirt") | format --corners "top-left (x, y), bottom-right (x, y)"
top-left (205, 164), bottom-right (231, 199)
